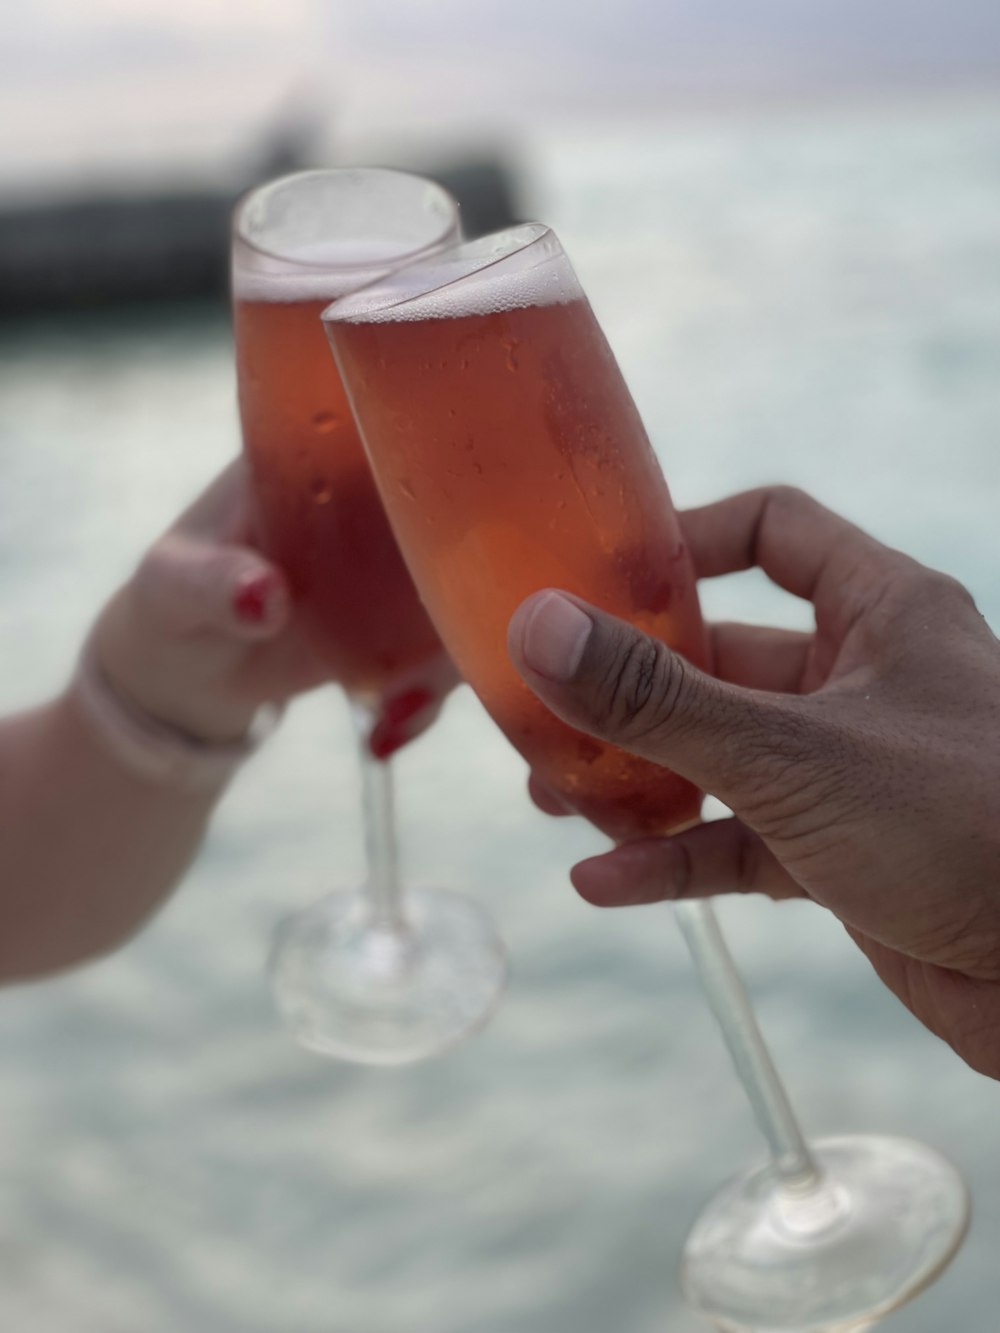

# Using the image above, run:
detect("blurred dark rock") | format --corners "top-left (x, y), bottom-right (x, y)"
top-left (0, 155), bottom-right (523, 316)
top-left (430, 158), bottom-right (523, 240)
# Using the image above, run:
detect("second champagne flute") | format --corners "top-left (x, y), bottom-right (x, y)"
top-left (324, 225), bottom-right (968, 1329)
top-left (232, 169), bottom-right (507, 1066)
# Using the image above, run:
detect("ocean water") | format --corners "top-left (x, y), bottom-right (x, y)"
top-left (1, 93), bottom-right (1000, 1332)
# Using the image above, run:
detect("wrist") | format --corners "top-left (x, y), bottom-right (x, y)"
top-left (110, 683), bottom-right (259, 748)
top-left (71, 637), bottom-right (281, 791)
top-left (91, 586), bottom-right (262, 743)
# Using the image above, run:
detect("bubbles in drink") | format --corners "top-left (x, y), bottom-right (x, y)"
top-left (577, 738), bottom-right (603, 766)
top-left (616, 543), bottom-right (677, 614)
top-left (329, 224), bottom-right (584, 324)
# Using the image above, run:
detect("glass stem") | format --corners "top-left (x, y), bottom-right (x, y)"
top-left (673, 898), bottom-right (820, 1189)
top-left (351, 700), bottom-right (407, 933)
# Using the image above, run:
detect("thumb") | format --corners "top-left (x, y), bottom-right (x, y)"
top-left (134, 534), bottom-right (290, 641)
top-left (508, 589), bottom-right (808, 808)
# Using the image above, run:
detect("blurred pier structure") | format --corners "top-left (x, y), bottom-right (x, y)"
top-left (0, 120), bottom-right (522, 315)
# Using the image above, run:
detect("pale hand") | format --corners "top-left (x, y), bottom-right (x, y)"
top-left (95, 460), bottom-right (453, 755)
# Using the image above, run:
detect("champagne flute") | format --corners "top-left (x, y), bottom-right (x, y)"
top-left (323, 224), bottom-right (969, 1326)
top-left (231, 169), bottom-right (506, 1066)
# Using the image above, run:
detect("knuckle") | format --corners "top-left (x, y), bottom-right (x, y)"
top-left (871, 562), bottom-right (979, 642)
top-left (132, 540), bottom-right (173, 601)
top-left (924, 569), bottom-right (978, 616)
top-left (131, 535), bottom-right (209, 630)
top-left (595, 628), bottom-right (684, 742)
top-left (765, 483), bottom-right (811, 514)
top-left (893, 562), bottom-right (970, 610)
top-left (760, 484), bottom-right (818, 533)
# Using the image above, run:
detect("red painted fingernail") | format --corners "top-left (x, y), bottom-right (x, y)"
top-left (381, 687), bottom-right (434, 727)
top-left (233, 571), bottom-right (272, 623)
top-left (368, 687), bottom-right (437, 758)
top-left (369, 727), bottom-right (402, 762)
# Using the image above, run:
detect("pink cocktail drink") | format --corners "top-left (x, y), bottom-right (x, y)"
top-left (327, 225), bottom-right (708, 839)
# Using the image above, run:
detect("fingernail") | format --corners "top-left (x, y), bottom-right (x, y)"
top-left (233, 571), bottom-right (273, 624)
top-left (520, 592), bottom-right (592, 682)
top-left (381, 687), bottom-right (434, 727)
top-left (369, 727), bottom-right (403, 761)
top-left (368, 688), bottom-right (435, 761)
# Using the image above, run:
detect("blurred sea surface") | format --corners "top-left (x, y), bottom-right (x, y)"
top-left (1, 93), bottom-right (999, 1332)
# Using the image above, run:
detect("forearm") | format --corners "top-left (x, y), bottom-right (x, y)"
top-left (0, 694), bottom-right (223, 981)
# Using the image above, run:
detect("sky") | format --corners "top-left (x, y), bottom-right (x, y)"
top-left (2, 0), bottom-right (999, 189)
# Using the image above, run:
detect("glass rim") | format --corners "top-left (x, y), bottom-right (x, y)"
top-left (321, 222), bottom-right (554, 323)
top-left (232, 167), bottom-right (460, 271)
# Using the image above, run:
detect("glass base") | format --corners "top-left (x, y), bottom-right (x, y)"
top-left (269, 886), bottom-right (507, 1065)
top-left (680, 1134), bottom-right (969, 1332)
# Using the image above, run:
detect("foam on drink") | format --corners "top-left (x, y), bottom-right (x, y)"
top-left (232, 237), bottom-right (433, 304)
top-left (232, 167), bottom-right (459, 304)
top-left (329, 224), bottom-right (583, 323)
top-left (231, 176), bottom-right (460, 699)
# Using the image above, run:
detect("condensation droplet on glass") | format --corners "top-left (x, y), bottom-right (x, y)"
top-left (501, 337), bottom-right (520, 372)
top-left (312, 411), bottom-right (339, 434)
top-left (399, 477), bottom-right (416, 500)
top-left (577, 737), bottom-right (603, 765)
top-left (309, 478), bottom-right (333, 504)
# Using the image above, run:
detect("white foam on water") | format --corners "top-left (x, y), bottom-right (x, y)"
top-left (327, 224), bottom-right (584, 323)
